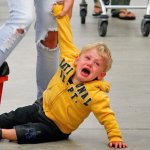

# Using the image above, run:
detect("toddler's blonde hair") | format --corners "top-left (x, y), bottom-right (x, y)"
top-left (80, 42), bottom-right (113, 72)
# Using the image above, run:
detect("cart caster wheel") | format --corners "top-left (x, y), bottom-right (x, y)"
top-left (141, 20), bottom-right (150, 37)
top-left (80, 10), bottom-right (86, 24)
top-left (80, 2), bottom-right (87, 24)
top-left (81, 16), bottom-right (86, 24)
top-left (98, 21), bottom-right (108, 37)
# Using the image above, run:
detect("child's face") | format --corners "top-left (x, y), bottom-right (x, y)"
top-left (73, 48), bottom-right (106, 84)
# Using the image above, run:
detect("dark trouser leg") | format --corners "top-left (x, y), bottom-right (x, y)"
top-left (111, 0), bottom-right (131, 14)
top-left (0, 103), bottom-right (38, 128)
top-left (0, 99), bottom-right (70, 144)
top-left (15, 122), bottom-right (69, 144)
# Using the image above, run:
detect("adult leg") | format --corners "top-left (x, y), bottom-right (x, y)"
top-left (0, 0), bottom-right (34, 66)
top-left (111, 0), bottom-right (135, 20)
top-left (35, 0), bottom-right (59, 99)
top-left (92, 0), bottom-right (110, 16)
top-left (93, 0), bottom-right (102, 16)
top-left (111, 0), bottom-right (130, 5)
top-left (111, 0), bottom-right (130, 15)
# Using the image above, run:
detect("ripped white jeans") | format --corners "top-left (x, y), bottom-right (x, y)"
top-left (0, 0), bottom-right (59, 99)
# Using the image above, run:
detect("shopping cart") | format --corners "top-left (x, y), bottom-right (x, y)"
top-left (0, 62), bottom-right (9, 103)
top-left (79, 0), bottom-right (150, 37)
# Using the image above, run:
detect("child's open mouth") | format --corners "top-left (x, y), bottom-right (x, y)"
top-left (81, 68), bottom-right (90, 77)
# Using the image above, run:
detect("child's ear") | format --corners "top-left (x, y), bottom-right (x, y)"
top-left (74, 56), bottom-right (79, 66)
top-left (97, 72), bottom-right (106, 80)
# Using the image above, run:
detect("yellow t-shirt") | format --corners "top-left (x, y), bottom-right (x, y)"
top-left (43, 4), bottom-right (122, 142)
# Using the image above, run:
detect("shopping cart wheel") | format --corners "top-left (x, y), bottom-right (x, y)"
top-left (141, 21), bottom-right (150, 37)
top-left (98, 21), bottom-right (108, 37)
top-left (80, 1), bottom-right (87, 24)
top-left (98, 15), bottom-right (109, 37)
top-left (141, 15), bottom-right (150, 37)
top-left (80, 10), bottom-right (86, 24)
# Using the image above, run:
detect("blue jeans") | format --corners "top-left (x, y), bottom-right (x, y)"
top-left (0, 0), bottom-right (59, 99)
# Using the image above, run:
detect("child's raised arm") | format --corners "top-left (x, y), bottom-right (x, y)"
top-left (53, 4), bottom-right (79, 59)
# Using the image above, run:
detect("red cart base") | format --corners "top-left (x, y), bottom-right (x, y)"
top-left (0, 76), bottom-right (8, 103)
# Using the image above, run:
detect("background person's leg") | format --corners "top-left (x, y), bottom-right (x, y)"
top-left (111, 0), bottom-right (130, 15)
top-left (0, 0), bottom-right (34, 66)
top-left (111, 0), bottom-right (135, 20)
top-left (93, 0), bottom-right (102, 16)
top-left (35, 0), bottom-right (59, 99)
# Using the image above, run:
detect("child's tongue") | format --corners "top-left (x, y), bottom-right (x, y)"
top-left (81, 68), bottom-right (90, 77)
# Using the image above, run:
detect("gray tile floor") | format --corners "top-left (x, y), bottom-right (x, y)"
top-left (0, 0), bottom-right (150, 149)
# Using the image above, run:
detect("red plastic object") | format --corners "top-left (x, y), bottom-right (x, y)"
top-left (0, 76), bottom-right (8, 103)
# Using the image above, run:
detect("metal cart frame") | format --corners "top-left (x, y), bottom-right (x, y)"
top-left (80, 0), bottom-right (150, 37)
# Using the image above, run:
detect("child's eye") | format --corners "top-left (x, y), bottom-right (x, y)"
top-left (95, 62), bottom-right (100, 66)
top-left (85, 56), bottom-right (90, 60)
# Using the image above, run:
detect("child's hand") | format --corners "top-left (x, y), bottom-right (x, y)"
top-left (108, 141), bottom-right (128, 149)
top-left (57, 10), bottom-right (67, 19)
